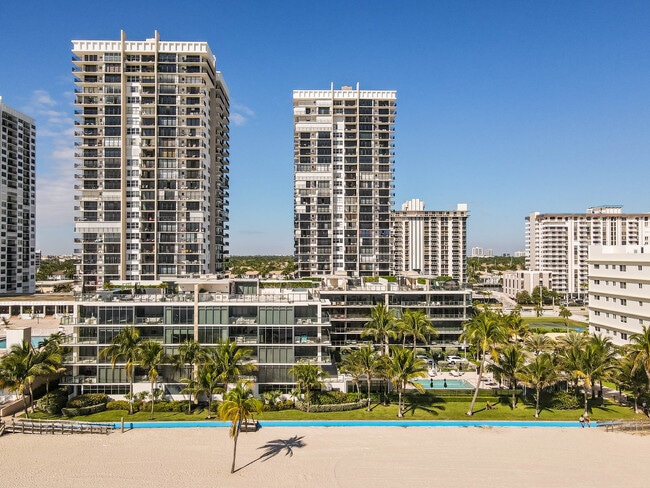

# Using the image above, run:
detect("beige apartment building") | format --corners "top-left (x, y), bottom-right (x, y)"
top-left (391, 199), bottom-right (468, 282)
top-left (72, 31), bottom-right (230, 290)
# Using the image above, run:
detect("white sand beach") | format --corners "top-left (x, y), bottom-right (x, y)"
top-left (1, 425), bottom-right (648, 487)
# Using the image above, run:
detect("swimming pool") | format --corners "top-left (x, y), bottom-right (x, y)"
top-left (0, 336), bottom-right (48, 349)
top-left (414, 378), bottom-right (473, 389)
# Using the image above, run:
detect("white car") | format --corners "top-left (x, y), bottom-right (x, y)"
top-left (446, 355), bottom-right (468, 365)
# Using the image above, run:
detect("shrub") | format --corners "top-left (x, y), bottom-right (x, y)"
top-left (106, 400), bottom-right (130, 411)
top-left (311, 391), bottom-right (351, 405)
top-left (66, 393), bottom-right (109, 408)
top-left (37, 388), bottom-right (68, 414)
top-left (262, 400), bottom-right (294, 412)
top-left (62, 403), bottom-right (106, 417)
top-left (551, 391), bottom-right (581, 410)
top-left (294, 399), bottom-right (366, 412)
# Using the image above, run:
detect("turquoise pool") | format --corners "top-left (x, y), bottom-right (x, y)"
top-left (414, 378), bottom-right (473, 389)
top-left (0, 336), bottom-right (48, 349)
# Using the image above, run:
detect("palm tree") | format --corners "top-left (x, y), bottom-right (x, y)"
top-left (589, 334), bottom-right (618, 398)
top-left (503, 312), bottom-right (528, 343)
top-left (288, 361), bottom-right (328, 412)
top-left (207, 340), bottom-right (256, 396)
top-left (195, 362), bottom-right (222, 419)
top-left (397, 309), bottom-right (437, 352)
top-left (38, 332), bottom-right (68, 394)
top-left (138, 340), bottom-right (167, 420)
top-left (218, 381), bottom-right (263, 474)
top-left (489, 343), bottom-right (527, 408)
top-left (517, 353), bottom-right (558, 418)
top-left (460, 310), bottom-right (507, 416)
top-left (387, 346), bottom-right (428, 417)
top-left (361, 303), bottom-right (398, 356)
top-left (339, 351), bottom-right (363, 401)
top-left (559, 306), bottom-right (572, 332)
top-left (0, 341), bottom-right (60, 417)
top-left (173, 339), bottom-right (205, 413)
top-left (524, 333), bottom-right (554, 356)
top-left (618, 356), bottom-right (648, 413)
top-left (628, 325), bottom-right (650, 392)
top-left (98, 326), bottom-right (143, 414)
top-left (179, 376), bottom-right (201, 414)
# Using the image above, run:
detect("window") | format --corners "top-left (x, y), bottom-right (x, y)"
top-left (594, 264), bottom-right (600, 269)
top-left (620, 282), bottom-right (627, 289)
top-left (621, 333), bottom-right (628, 340)
top-left (594, 279), bottom-right (600, 285)
top-left (621, 299), bottom-right (627, 306)
top-left (620, 265), bottom-right (626, 271)
top-left (621, 316), bottom-right (627, 323)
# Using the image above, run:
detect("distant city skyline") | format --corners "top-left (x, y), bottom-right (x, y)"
top-left (1, 1), bottom-right (648, 256)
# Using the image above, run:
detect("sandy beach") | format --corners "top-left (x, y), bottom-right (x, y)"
top-left (1, 425), bottom-right (648, 487)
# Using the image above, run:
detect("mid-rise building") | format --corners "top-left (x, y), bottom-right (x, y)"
top-left (588, 245), bottom-right (650, 345)
top-left (525, 206), bottom-right (650, 297)
top-left (502, 270), bottom-right (552, 299)
top-left (0, 97), bottom-right (36, 294)
top-left (293, 83), bottom-right (396, 278)
top-left (320, 274), bottom-right (472, 347)
top-left (72, 31), bottom-right (230, 290)
top-left (391, 199), bottom-right (468, 282)
top-left (471, 247), bottom-right (484, 258)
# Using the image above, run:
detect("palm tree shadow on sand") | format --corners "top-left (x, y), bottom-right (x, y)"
top-left (235, 436), bottom-right (307, 473)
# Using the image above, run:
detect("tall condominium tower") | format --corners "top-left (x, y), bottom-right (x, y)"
top-left (392, 199), bottom-right (469, 282)
top-left (0, 97), bottom-right (36, 294)
top-left (525, 206), bottom-right (650, 297)
top-left (72, 31), bottom-right (229, 289)
top-left (293, 83), bottom-right (396, 277)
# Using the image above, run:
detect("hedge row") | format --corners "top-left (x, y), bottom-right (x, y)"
top-left (294, 399), bottom-right (367, 413)
top-left (62, 403), bottom-right (106, 417)
top-left (67, 393), bottom-right (109, 408)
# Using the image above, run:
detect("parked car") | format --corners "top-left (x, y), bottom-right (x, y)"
top-left (446, 355), bottom-right (468, 365)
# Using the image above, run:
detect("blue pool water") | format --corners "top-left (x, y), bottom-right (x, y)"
top-left (112, 420), bottom-right (582, 429)
top-left (0, 336), bottom-right (48, 349)
top-left (414, 378), bottom-right (473, 389)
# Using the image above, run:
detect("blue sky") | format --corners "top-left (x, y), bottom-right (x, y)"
top-left (1, 1), bottom-right (648, 256)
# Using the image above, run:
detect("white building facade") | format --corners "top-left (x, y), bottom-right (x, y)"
top-left (525, 206), bottom-right (650, 297)
top-left (391, 199), bottom-right (468, 282)
top-left (0, 98), bottom-right (36, 294)
top-left (293, 84), bottom-right (396, 277)
top-left (72, 31), bottom-right (230, 290)
top-left (588, 245), bottom-right (650, 345)
top-left (502, 270), bottom-right (552, 299)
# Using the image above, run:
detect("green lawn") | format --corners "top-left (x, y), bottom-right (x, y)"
top-left (27, 395), bottom-right (646, 424)
top-left (522, 317), bottom-right (586, 331)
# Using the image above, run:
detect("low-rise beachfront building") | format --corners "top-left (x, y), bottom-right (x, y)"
top-left (502, 270), bottom-right (552, 299)
top-left (319, 273), bottom-right (473, 349)
top-left (1, 275), bottom-right (472, 398)
top-left (588, 245), bottom-right (650, 345)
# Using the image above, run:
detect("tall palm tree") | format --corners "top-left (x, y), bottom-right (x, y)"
top-left (589, 334), bottom-right (618, 398)
top-left (195, 362), bottom-right (222, 419)
top-left (207, 340), bottom-right (256, 396)
top-left (288, 361), bottom-right (328, 412)
top-left (387, 346), bottom-right (428, 417)
top-left (397, 309), bottom-right (437, 352)
top-left (628, 325), bottom-right (650, 392)
top-left (517, 353), bottom-right (558, 418)
top-left (618, 356), bottom-right (648, 413)
top-left (460, 310), bottom-right (508, 416)
top-left (38, 332), bottom-right (68, 394)
top-left (173, 339), bottom-right (205, 413)
top-left (503, 312), bottom-right (529, 343)
top-left (218, 381), bottom-right (263, 474)
top-left (138, 340), bottom-right (167, 420)
top-left (559, 306), bottom-right (572, 332)
top-left (339, 351), bottom-right (363, 401)
top-left (361, 303), bottom-right (398, 356)
top-left (99, 326), bottom-right (143, 414)
top-left (356, 345), bottom-right (381, 411)
top-left (489, 343), bottom-right (527, 408)
top-left (524, 333), bottom-right (554, 356)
